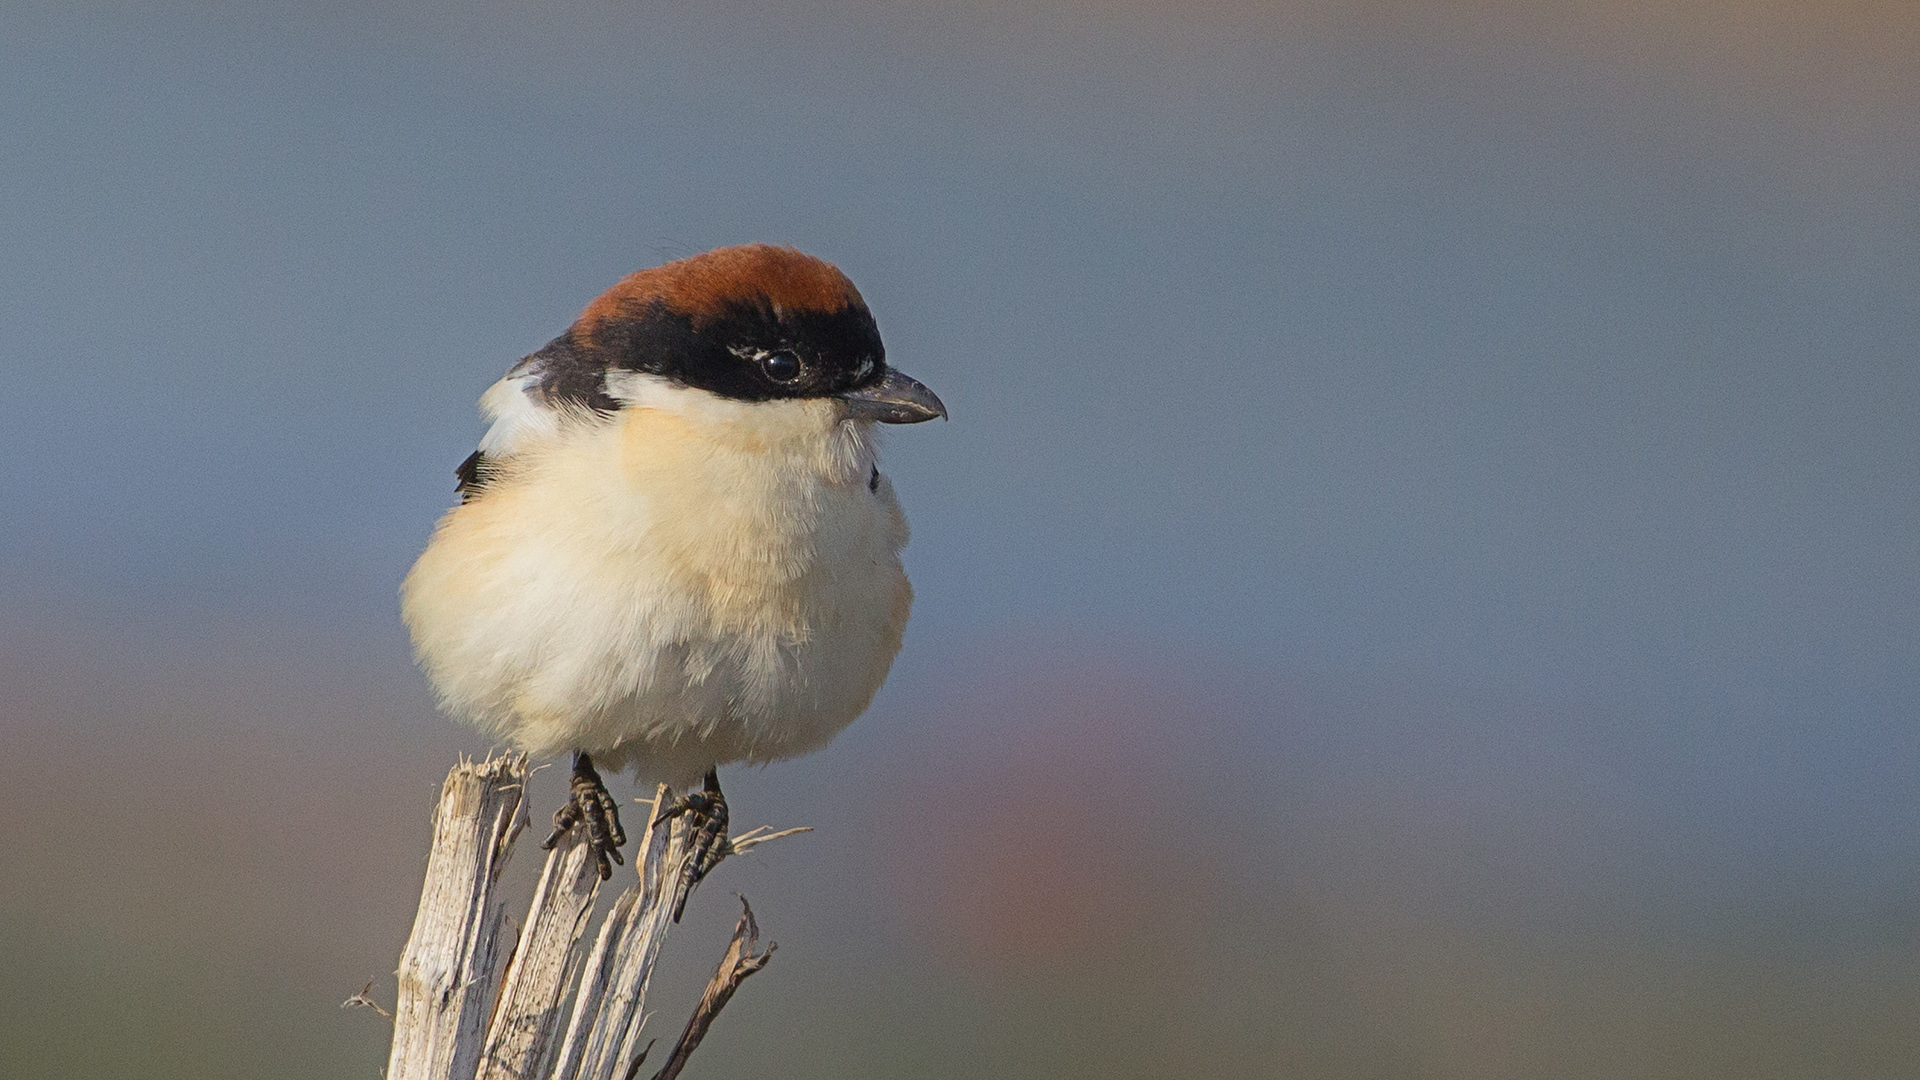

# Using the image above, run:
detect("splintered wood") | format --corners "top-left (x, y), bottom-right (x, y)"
top-left (378, 755), bottom-right (804, 1080)
top-left (388, 755), bottom-right (528, 1080)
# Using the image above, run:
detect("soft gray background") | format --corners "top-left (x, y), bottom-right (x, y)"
top-left (3, 2), bottom-right (1917, 1077)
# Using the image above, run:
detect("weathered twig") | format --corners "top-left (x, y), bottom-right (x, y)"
top-left (375, 762), bottom-right (807, 1080)
top-left (387, 754), bottom-right (530, 1080)
top-left (342, 979), bottom-right (395, 1022)
top-left (648, 896), bottom-right (776, 1080)
top-left (724, 824), bottom-right (814, 856)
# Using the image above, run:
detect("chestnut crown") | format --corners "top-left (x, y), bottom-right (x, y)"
top-left (518, 244), bottom-right (891, 411)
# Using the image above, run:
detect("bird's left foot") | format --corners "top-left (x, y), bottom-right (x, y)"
top-left (652, 768), bottom-right (729, 922)
top-left (542, 752), bottom-right (627, 880)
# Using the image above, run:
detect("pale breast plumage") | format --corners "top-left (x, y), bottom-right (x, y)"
top-left (403, 373), bottom-right (913, 787)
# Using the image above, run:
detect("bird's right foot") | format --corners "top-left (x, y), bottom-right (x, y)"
top-left (542, 752), bottom-right (627, 880)
top-left (652, 768), bottom-right (730, 922)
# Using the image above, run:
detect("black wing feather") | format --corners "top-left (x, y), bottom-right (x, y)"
top-left (454, 450), bottom-right (491, 502)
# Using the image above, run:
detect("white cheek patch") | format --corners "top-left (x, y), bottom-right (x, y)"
top-left (604, 369), bottom-right (705, 412)
top-left (477, 373), bottom-right (560, 455)
top-left (604, 369), bottom-right (774, 427)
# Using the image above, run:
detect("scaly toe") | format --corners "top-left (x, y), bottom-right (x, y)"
top-left (542, 753), bottom-right (627, 881)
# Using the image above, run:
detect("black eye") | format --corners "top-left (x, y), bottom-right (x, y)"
top-left (760, 351), bottom-right (801, 384)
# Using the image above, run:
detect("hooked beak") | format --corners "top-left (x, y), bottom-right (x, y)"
top-left (839, 367), bottom-right (948, 424)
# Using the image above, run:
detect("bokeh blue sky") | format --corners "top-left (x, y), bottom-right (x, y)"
top-left (3, 2), bottom-right (1917, 1077)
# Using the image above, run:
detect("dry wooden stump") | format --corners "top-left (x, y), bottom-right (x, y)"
top-left (361, 754), bottom-right (805, 1080)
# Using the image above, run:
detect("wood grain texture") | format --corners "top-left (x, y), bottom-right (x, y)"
top-left (477, 830), bottom-right (603, 1080)
top-left (554, 786), bottom-right (692, 1080)
top-left (387, 755), bottom-right (530, 1080)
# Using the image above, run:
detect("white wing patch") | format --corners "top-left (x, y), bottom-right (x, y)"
top-left (477, 373), bottom-right (560, 456)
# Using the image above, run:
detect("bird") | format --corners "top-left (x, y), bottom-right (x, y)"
top-left (401, 243), bottom-right (944, 908)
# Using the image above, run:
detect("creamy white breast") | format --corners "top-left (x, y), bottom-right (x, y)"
top-left (401, 379), bottom-right (912, 786)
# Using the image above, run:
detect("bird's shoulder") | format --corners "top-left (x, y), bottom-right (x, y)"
top-left (455, 336), bottom-right (616, 500)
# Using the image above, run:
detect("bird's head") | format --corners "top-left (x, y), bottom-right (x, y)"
top-left (560, 243), bottom-right (946, 424)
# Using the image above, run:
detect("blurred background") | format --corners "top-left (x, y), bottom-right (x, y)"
top-left (3, 1), bottom-right (1918, 1076)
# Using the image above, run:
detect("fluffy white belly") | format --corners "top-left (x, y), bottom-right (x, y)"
top-left (402, 398), bottom-right (912, 787)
